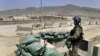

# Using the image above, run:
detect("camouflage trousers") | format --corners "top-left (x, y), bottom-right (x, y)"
top-left (69, 43), bottom-right (79, 56)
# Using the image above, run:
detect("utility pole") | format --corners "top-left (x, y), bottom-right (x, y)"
top-left (40, 0), bottom-right (44, 27)
top-left (40, 0), bottom-right (46, 45)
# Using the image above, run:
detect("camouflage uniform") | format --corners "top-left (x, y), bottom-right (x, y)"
top-left (68, 25), bottom-right (83, 56)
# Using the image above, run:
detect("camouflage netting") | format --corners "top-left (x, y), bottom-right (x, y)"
top-left (15, 31), bottom-right (69, 56)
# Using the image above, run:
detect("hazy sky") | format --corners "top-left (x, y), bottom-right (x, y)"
top-left (0, 0), bottom-right (100, 11)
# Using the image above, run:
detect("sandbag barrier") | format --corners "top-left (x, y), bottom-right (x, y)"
top-left (38, 31), bottom-right (70, 40)
top-left (37, 31), bottom-right (69, 44)
top-left (15, 31), bottom-right (69, 56)
top-left (15, 43), bottom-right (63, 56)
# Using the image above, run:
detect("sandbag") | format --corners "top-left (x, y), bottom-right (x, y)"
top-left (45, 31), bottom-right (54, 36)
top-left (15, 49), bottom-right (21, 56)
top-left (20, 35), bottom-right (40, 45)
top-left (59, 31), bottom-right (66, 35)
top-left (54, 31), bottom-right (69, 38)
top-left (44, 35), bottom-right (54, 40)
top-left (22, 51), bottom-right (32, 56)
top-left (44, 48), bottom-right (63, 56)
top-left (16, 48), bottom-right (32, 56)
top-left (38, 32), bottom-right (45, 37)
top-left (65, 31), bottom-right (70, 34)
top-left (26, 42), bottom-right (44, 56)
top-left (64, 34), bottom-right (69, 38)
top-left (57, 35), bottom-right (64, 39)
top-left (54, 32), bottom-right (60, 37)
top-left (33, 34), bottom-right (41, 38)
top-left (44, 32), bottom-right (50, 35)
top-left (59, 31), bottom-right (70, 35)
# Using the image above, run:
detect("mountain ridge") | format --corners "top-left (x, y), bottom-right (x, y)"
top-left (0, 4), bottom-right (100, 17)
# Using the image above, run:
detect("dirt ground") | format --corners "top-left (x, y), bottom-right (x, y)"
top-left (0, 24), bottom-right (100, 56)
top-left (0, 36), bottom-right (19, 56)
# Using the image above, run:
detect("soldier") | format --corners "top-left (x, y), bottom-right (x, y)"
top-left (66, 16), bottom-right (83, 56)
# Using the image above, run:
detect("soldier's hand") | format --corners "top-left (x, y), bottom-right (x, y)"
top-left (68, 36), bottom-right (77, 40)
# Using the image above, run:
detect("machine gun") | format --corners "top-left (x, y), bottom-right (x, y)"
top-left (63, 36), bottom-right (71, 49)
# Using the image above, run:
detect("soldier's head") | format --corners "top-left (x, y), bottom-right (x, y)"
top-left (73, 16), bottom-right (81, 25)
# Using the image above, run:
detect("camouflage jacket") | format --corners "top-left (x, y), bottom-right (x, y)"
top-left (70, 25), bottom-right (83, 42)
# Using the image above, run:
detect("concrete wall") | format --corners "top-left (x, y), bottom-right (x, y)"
top-left (92, 44), bottom-right (100, 56)
top-left (16, 25), bottom-right (33, 31)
